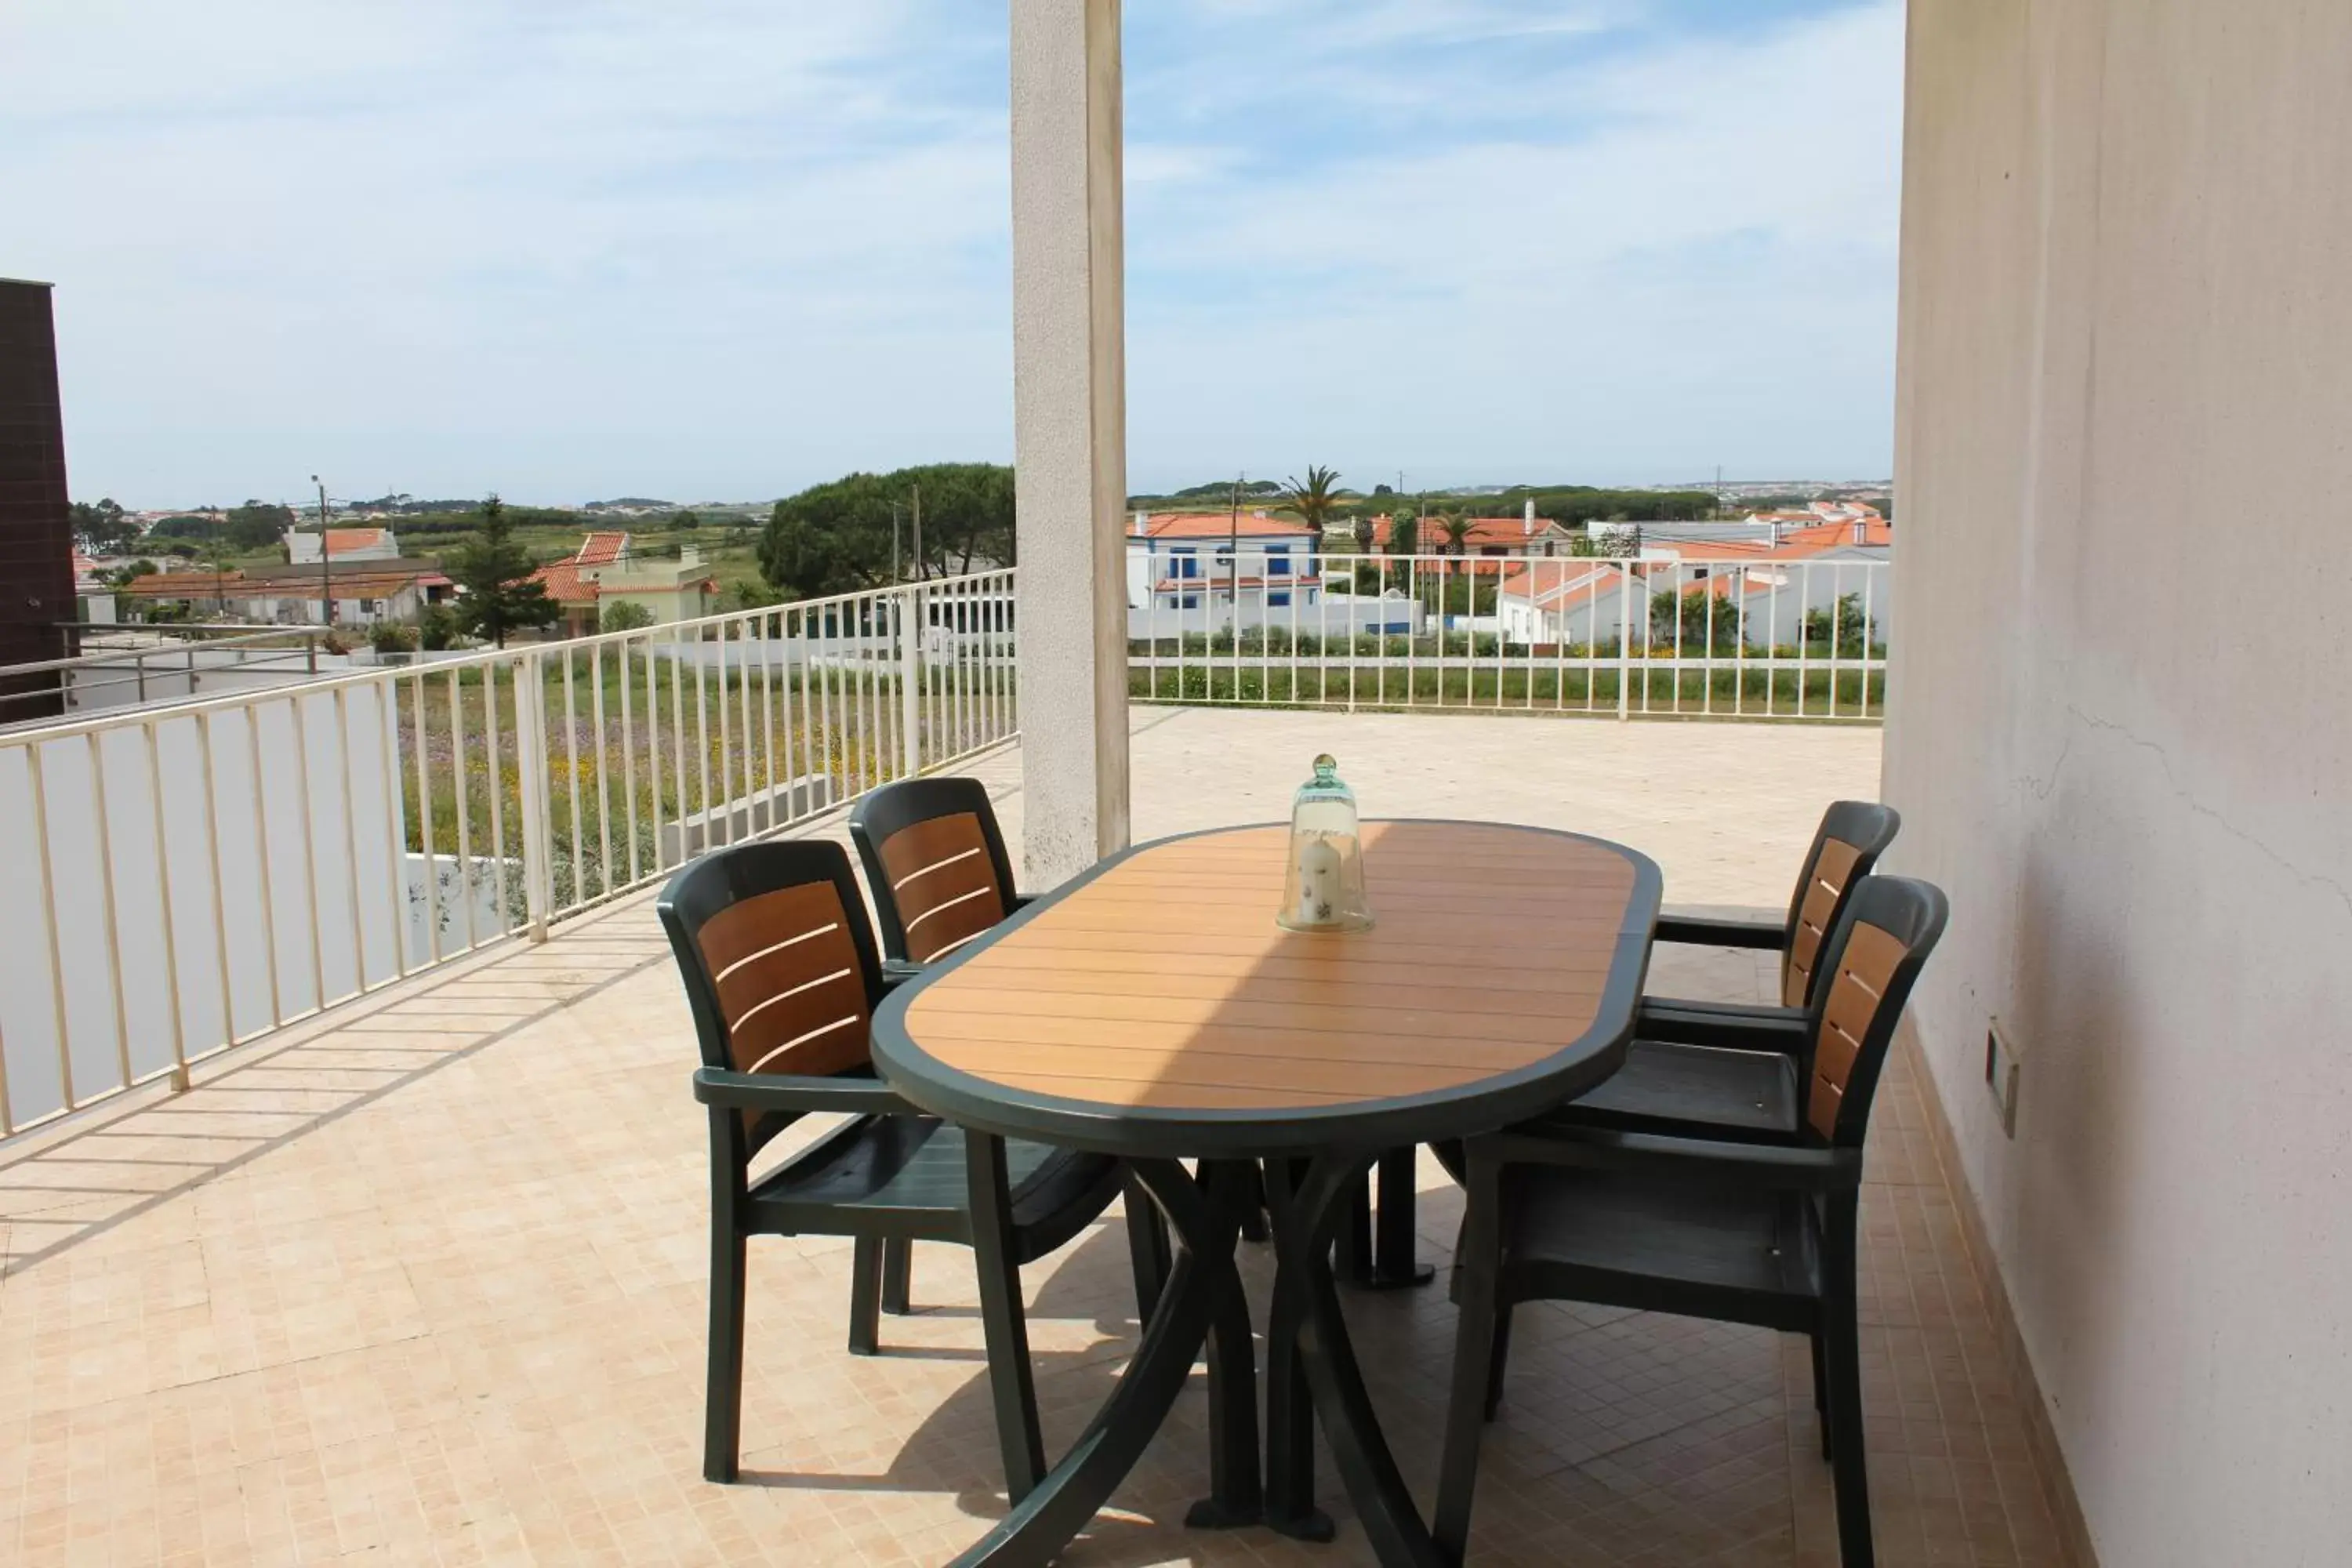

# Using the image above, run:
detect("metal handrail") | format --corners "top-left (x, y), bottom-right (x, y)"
top-left (13, 626), bottom-right (328, 673)
top-left (0, 634), bottom-right (333, 731)
top-left (0, 569), bottom-right (1021, 1142)
top-left (1127, 549), bottom-right (1889, 722)
top-left (0, 553), bottom-right (1896, 1144)
top-left (0, 575), bottom-right (975, 742)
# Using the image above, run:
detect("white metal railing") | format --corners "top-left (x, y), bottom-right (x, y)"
top-left (1127, 550), bottom-right (1889, 721)
top-left (0, 627), bottom-right (336, 724)
top-left (0, 570), bottom-right (1015, 1142)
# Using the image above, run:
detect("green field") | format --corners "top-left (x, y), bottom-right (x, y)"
top-left (385, 641), bottom-right (1014, 923)
top-left (1131, 661), bottom-right (1885, 719)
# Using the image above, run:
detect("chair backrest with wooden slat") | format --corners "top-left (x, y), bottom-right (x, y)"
top-left (1801, 875), bottom-right (1947, 1145)
top-left (659, 841), bottom-right (887, 1148)
top-left (850, 778), bottom-right (1019, 964)
top-left (1778, 800), bottom-right (1903, 1008)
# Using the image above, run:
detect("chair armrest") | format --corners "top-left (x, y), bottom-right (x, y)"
top-left (1653, 913), bottom-right (1788, 950)
top-left (880, 958), bottom-right (926, 991)
top-left (692, 1067), bottom-right (913, 1116)
top-left (1480, 1125), bottom-right (1861, 1192)
top-left (1635, 999), bottom-right (1812, 1054)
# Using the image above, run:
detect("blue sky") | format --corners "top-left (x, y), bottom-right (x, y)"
top-left (1, 0), bottom-right (1903, 508)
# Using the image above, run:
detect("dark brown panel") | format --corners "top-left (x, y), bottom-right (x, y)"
top-left (877, 811), bottom-right (1007, 961)
top-left (0, 281), bottom-right (73, 713)
top-left (696, 882), bottom-right (871, 1079)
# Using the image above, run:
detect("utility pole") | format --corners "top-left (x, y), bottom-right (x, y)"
top-left (312, 474), bottom-right (332, 626)
top-left (909, 484), bottom-right (924, 583)
top-left (891, 500), bottom-right (902, 584)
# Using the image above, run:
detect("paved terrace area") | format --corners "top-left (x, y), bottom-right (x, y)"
top-left (0, 709), bottom-right (2067, 1566)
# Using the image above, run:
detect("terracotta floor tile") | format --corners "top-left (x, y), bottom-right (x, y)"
top-left (0, 713), bottom-right (2067, 1564)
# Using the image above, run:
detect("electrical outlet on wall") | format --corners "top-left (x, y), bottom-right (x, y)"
top-left (1984, 1020), bottom-right (2020, 1138)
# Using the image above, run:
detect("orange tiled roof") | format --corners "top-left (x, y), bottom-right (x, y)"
top-left (1131, 513), bottom-right (1314, 541)
top-left (123, 570), bottom-right (245, 597)
top-left (575, 532), bottom-right (631, 565)
top-left (320, 528), bottom-right (391, 554)
top-left (306, 568), bottom-right (448, 596)
top-left (1367, 515), bottom-right (1560, 550)
top-left (532, 558), bottom-right (598, 604)
top-left (1632, 517), bottom-right (1890, 565)
top-left (1776, 517), bottom-right (1892, 549)
top-left (532, 556), bottom-right (713, 606)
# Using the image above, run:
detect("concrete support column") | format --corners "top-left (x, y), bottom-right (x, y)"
top-left (1011, 0), bottom-right (1130, 888)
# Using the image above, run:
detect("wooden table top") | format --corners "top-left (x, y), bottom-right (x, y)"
top-left (873, 821), bottom-right (1661, 1156)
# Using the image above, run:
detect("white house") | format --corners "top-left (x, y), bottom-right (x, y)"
top-left (1494, 551), bottom-right (1893, 650)
top-left (530, 532), bottom-right (720, 637)
top-left (1123, 511), bottom-right (1323, 615)
top-left (123, 561), bottom-right (453, 627)
top-left (1494, 561), bottom-right (1639, 647)
top-left (285, 526), bottom-right (401, 564)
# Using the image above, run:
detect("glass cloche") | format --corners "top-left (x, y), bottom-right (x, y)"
top-left (1276, 753), bottom-right (1374, 933)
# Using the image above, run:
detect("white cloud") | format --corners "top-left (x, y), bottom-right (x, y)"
top-left (1123, 1), bottom-right (1905, 488)
top-left (1, 0), bottom-right (1903, 505)
top-left (2, 0), bottom-right (1012, 503)
top-left (1181, 0), bottom-right (1614, 49)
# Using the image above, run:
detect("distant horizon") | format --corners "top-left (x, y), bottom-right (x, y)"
top-left (93, 472), bottom-right (1896, 517)
top-left (12, 1), bottom-right (1902, 510)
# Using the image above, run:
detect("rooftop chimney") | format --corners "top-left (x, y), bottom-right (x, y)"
top-left (1523, 498), bottom-right (1536, 535)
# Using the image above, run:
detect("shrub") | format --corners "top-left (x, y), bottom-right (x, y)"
top-left (417, 604), bottom-right (459, 651)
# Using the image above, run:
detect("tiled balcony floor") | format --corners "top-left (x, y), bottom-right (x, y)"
top-left (0, 710), bottom-right (2067, 1565)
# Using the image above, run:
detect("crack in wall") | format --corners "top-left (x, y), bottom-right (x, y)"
top-left (2019, 703), bottom-right (2352, 924)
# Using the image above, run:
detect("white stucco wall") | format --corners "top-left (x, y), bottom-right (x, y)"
top-left (1885, 3), bottom-right (2352, 1563)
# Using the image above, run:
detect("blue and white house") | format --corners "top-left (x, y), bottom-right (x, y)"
top-left (1123, 510), bottom-right (1323, 615)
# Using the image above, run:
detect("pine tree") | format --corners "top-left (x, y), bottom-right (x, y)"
top-left (447, 495), bottom-right (556, 648)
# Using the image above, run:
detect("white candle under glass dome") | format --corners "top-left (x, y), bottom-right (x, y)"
top-left (1277, 754), bottom-right (1374, 933)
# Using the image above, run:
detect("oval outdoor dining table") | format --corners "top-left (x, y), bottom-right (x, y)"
top-left (871, 818), bottom-right (1663, 1566)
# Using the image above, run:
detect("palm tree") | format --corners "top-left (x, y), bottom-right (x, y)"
top-left (1281, 465), bottom-right (1343, 552)
top-left (1418, 514), bottom-right (1475, 621)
